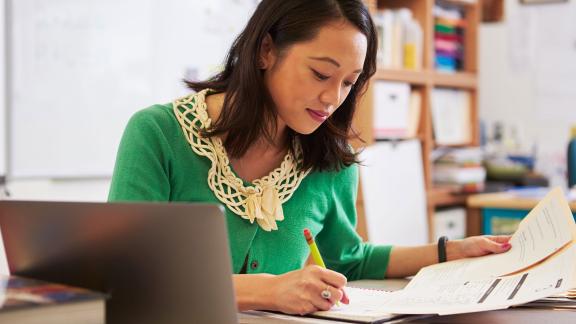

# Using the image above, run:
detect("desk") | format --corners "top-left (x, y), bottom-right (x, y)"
top-left (238, 279), bottom-right (575, 323)
top-left (467, 191), bottom-right (576, 235)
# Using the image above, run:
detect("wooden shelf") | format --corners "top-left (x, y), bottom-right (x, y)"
top-left (481, 0), bottom-right (504, 23)
top-left (374, 136), bottom-right (426, 144)
top-left (468, 192), bottom-right (576, 211)
top-left (438, 0), bottom-right (478, 7)
top-left (357, 0), bottom-right (481, 241)
top-left (373, 70), bottom-right (477, 89)
top-left (432, 72), bottom-right (477, 89)
top-left (427, 187), bottom-right (470, 207)
top-left (374, 69), bottom-right (429, 85)
top-left (433, 141), bottom-right (476, 149)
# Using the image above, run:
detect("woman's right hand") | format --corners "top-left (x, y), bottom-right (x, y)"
top-left (267, 265), bottom-right (349, 315)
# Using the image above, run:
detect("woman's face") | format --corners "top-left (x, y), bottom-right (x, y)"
top-left (262, 21), bottom-right (367, 135)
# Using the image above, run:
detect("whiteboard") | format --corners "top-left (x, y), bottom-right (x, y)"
top-left (8, 0), bottom-right (258, 178)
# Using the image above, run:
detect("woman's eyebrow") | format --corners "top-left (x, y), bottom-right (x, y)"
top-left (308, 56), bottom-right (362, 74)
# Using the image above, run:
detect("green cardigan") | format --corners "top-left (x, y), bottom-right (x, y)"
top-left (108, 102), bottom-right (392, 280)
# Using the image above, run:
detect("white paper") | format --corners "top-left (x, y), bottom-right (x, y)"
top-left (313, 287), bottom-right (399, 322)
top-left (408, 188), bottom-right (576, 284)
top-left (381, 244), bottom-right (576, 315)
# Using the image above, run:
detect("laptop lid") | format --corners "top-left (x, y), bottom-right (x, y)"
top-left (0, 201), bottom-right (238, 324)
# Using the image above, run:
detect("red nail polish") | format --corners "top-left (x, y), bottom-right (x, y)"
top-left (502, 243), bottom-right (511, 249)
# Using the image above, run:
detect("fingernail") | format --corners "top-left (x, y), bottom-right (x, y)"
top-left (502, 243), bottom-right (511, 249)
top-left (341, 290), bottom-right (350, 304)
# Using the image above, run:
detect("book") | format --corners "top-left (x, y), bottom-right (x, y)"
top-left (433, 4), bottom-right (465, 72)
top-left (0, 275), bottom-right (106, 324)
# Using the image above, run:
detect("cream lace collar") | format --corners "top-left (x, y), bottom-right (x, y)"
top-left (173, 89), bottom-right (310, 231)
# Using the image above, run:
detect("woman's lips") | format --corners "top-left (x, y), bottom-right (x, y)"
top-left (306, 108), bottom-right (329, 123)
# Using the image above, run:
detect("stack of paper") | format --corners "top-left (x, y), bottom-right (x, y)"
top-left (309, 188), bottom-right (576, 320)
top-left (433, 147), bottom-right (486, 193)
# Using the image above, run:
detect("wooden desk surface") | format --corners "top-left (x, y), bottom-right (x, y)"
top-left (238, 279), bottom-right (576, 324)
top-left (467, 191), bottom-right (576, 212)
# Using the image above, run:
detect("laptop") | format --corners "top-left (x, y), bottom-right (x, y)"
top-left (0, 201), bottom-right (238, 324)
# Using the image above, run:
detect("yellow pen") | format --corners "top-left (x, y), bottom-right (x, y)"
top-left (304, 228), bottom-right (341, 306)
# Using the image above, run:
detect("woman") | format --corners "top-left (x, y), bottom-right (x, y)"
top-left (109, 0), bottom-right (511, 316)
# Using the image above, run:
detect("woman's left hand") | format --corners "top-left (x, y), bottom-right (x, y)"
top-left (447, 235), bottom-right (512, 261)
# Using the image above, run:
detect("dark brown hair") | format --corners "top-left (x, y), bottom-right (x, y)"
top-left (186, 0), bottom-right (377, 172)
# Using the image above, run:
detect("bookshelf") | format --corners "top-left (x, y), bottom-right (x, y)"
top-left (354, 0), bottom-right (481, 241)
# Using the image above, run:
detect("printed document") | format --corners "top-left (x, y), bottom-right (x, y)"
top-left (406, 187), bottom-right (576, 284)
top-left (304, 187), bottom-right (576, 319)
top-left (381, 244), bottom-right (576, 315)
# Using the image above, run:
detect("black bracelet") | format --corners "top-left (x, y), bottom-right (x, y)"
top-left (438, 236), bottom-right (448, 263)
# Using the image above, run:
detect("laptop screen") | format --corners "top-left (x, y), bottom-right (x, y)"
top-left (0, 201), bottom-right (238, 324)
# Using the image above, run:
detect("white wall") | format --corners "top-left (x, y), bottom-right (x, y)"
top-left (479, 0), bottom-right (576, 188)
top-left (7, 178), bottom-right (111, 201)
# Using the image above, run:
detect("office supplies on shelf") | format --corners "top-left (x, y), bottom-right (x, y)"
top-left (431, 88), bottom-right (472, 145)
top-left (374, 8), bottom-right (423, 70)
top-left (353, 0), bottom-right (482, 240)
top-left (433, 148), bottom-right (486, 192)
top-left (403, 18), bottom-right (423, 70)
top-left (433, 4), bottom-right (465, 72)
top-left (373, 81), bottom-right (411, 139)
top-left (0, 201), bottom-right (238, 324)
top-left (0, 275), bottom-right (106, 324)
